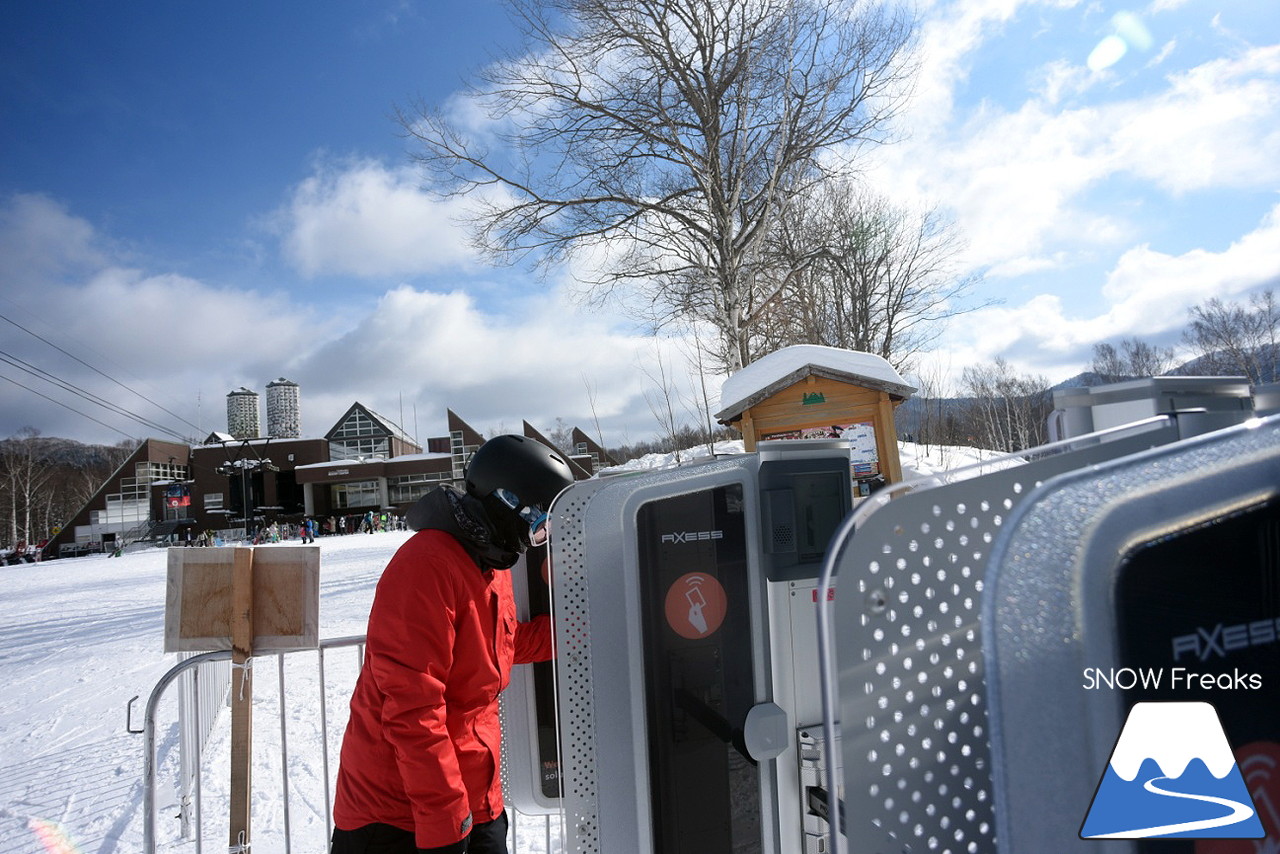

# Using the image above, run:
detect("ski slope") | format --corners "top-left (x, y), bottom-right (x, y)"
top-left (0, 442), bottom-right (990, 853)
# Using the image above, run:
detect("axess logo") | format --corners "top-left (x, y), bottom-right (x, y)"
top-left (1171, 616), bottom-right (1279, 662)
top-left (660, 530), bottom-right (724, 545)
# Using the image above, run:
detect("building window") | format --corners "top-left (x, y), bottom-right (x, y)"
top-left (575, 442), bottom-right (600, 468)
top-left (388, 471), bottom-right (454, 504)
top-left (204, 493), bottom-right (224, 510)
top-left (330, 437), bottom-right (390, 461)
top-left (450, 431), bottom-right (478, 479)
top-left (331, 480), bottom-right (381, 509)
top-left (92, 496), bottom-right (149, 526)
top-left (136, 461), bottom-right (189, 482)
top-left (332, 410), bottom-right (383, 439)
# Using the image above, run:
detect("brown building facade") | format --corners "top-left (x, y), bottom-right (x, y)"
top-left (44, 405), bottom-right (606, 557)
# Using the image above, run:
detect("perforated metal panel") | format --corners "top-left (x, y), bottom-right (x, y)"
top-left (828, 420), bottom-right (1180, 853)
top-left (547, 478), bottom-right (606, 853)
top-left (985, 413), bottom-right (1280, 852)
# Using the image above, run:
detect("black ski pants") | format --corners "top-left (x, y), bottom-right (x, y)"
top-left (330, 811), bottom-right (508, 854)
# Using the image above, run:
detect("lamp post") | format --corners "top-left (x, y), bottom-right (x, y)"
top-left (216, 438), bottom-right (279, 541)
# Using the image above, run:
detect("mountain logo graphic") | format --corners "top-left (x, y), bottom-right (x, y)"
top-left (1081, 701), bottom-right (1265, 840)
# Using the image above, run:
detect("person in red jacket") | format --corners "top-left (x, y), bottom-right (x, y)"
top-left (331, 435), bottom-right (575, 854)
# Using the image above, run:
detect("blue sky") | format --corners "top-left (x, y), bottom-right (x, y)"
top-left (1, 0), bottom-right (1277, 448)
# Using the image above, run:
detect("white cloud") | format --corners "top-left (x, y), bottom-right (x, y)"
top-left (0, 197), bottom-right (339, 441)
top-left (864, 31), bottom-right (1280, 274)
top-left (936, 202), bottom-right (1280, 381)
top-left (291, 284), bottom-right (697, 440)
top-left (1034, 58), bottom-right (1096, 105)
top-left (1109, 45), bottom-right (1280, 194)
top-left (1146, 38), bottom-right (1177, 68)
top-left (986, 251), bottom-right (1072, 278)
top-left (276, 158), bottom-right (484, 278)
top-left (0, 190), bottom-right (711, 448)
top-left (0, 194), bottom-right (109, 286)
top-left (1146, 0), bottom-right (1192, 13)
top-left (904, 0), bottom-right (1084, 136)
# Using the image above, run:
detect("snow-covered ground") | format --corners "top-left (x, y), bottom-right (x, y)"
top-left (601, 438), bottom-right (1002, 480)
top-left (0, 441), bottom-right (992, 854)
top-left (1, 531), bottom-right (413, 854)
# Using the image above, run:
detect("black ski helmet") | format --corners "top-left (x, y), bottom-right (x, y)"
top-left (464, 434), bottom-right (575, 510)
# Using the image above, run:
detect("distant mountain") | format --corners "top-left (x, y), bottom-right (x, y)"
top-left (0, 434), bottom-right (137, 468)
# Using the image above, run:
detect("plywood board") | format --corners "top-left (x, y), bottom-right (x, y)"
top-left (164, 546), bottom-right (320, 653)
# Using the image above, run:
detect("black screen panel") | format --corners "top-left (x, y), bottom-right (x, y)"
top-left (637, 483), bottom-right (760, 854)
top-left (1116, 499), bottom-right (1280, 852)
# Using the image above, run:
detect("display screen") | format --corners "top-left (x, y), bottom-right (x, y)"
top-left (791, 471), bottom-right (847, 560)
top-left (760, 460), bottom-right (852, 581)
top-left (1114, 499), bottom-right (1280, 852)
top-left (636, 483), bottom-right (760, 854)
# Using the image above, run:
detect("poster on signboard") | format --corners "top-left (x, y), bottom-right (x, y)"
top-left (761, 421), bottom-right (880, 476)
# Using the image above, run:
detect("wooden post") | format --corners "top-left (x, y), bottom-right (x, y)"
top-left (876, 393), bottom-right (905, 483)
top-left (229, 546), bottom-right (254, 851)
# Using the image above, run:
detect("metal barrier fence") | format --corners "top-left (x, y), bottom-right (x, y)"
top-left (141, 637), bottom-right (562, 852)
top-left (176, 653), bottom-right (230, 840)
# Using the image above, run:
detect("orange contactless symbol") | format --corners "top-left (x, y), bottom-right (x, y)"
top-left (664, 573), bottom-right (727, 639)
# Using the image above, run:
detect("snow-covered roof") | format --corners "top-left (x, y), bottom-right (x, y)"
top-left (295, 451), bottom-right (450, 471)
top-left (716, 345), bottom-right (915, 422)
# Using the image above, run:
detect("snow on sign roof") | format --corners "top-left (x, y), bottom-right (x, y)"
top-left (715, 345), bottom-right (916, 421)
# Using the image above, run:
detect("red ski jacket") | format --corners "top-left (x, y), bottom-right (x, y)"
top-left (333, 529), bottom-right (553, 848)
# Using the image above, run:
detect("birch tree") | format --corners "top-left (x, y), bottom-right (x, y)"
top-left (960, 358), bottom-right (1051, 452)
top-left (404, 0), bottom-right (917, 371)
top-left (1, 428), bottom-right (54, 546)
top-left (1184, 290), bottom-right (1279, 384)
top-left (759, 181), bottom-right (980, 373)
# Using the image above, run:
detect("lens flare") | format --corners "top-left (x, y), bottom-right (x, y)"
top-left (28, 819), bottom-right (83, 854)
top-left (1088, 35), bottom-right (1129, 71)
top-left (1088, 10), bottom-right (1155, 71)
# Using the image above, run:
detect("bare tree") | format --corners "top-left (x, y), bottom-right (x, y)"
top-left (403, 0), bottom-right (917, 371)
top-left (1090, 337), bottom-right (1179, 383)
top-left (1, 428), bottom-right (55, 546)
top-left (960, 358), bottom-right (1052, 452)
top-left (640, 345), bottom-right (685, 463)
top-left (581, 374), bottom-right (607, 451)
top-left (760, 182), bottom-right (981, 373)
top-left (546, 417), bottom-right (575, 454)
top-left (1184, 290), bottom-right (1279, 384)
top-left (908, 358), bottom-right (961, 460)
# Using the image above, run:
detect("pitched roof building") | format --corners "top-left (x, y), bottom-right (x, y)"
top-left (42, 404), bottom-right (610, 558)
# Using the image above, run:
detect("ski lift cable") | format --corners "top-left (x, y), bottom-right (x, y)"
top-left (0, 349), bottom-right (189, 442)
top-left (0, 311), bottom-right (205, 436)
top-left (0, 370), bottom-right (142, 442)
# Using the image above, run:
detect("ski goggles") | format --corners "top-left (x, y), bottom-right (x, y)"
top-left (493, 488), bottom-right (549, 547)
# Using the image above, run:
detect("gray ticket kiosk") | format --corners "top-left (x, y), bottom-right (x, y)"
top-left (506, 440), bottom-right (854, 854)
top-left (502, 411), bottom-right (1280, 853)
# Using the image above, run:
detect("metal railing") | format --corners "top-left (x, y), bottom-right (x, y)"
top-left (141, 636), bottom-right (561, 852)
top-left (176, 653), bottom-right (230, 839)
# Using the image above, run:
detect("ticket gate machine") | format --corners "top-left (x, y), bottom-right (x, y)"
top-left (503, 440), bottom-right (854, 854)
top-left (502, 413), bottom-right (1280, 853)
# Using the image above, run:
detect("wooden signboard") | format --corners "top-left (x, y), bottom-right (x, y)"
top-left (164, 546), bottom-right (319, 653)
top-left (163, 545), bottom-right (319, 851)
